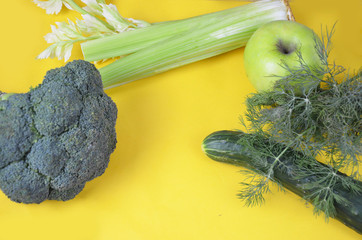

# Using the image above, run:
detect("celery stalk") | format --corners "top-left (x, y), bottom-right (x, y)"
top-left (81, 9), bottom-right (248, 62)
top-left (81, 21), bottom-right (193, 62)
top-left (83, 0), bottom-right (294, 89)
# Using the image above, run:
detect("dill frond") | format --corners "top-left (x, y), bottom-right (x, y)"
top-left (238, 169), bottom-right (272, 207)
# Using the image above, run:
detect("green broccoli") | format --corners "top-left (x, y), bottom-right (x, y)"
top-left (0, 60), bottom-right (118, 204)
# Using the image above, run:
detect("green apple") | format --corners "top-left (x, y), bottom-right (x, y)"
top-left (244, 20), bottom-right (323, 93)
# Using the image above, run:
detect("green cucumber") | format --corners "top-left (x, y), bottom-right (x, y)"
top-left (202, 130), bottom-right (362, 234)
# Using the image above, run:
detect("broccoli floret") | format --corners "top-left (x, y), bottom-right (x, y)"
top-left (0, 60), bottom-right (117, 204)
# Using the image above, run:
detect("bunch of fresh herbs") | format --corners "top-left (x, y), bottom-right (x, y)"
top-left (239, 26), bottom-right (361, 218)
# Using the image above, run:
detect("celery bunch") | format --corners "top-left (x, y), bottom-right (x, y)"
top-left (35, 0), bottom-right (294, 88)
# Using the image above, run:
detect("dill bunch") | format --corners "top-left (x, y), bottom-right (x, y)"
top-left (243, 26), bottom-right (361, 178)
top-left (238, 26), bottom-right (361, 218)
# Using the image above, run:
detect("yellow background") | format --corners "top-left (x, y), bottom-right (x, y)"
top-left (0, 0), bottom-right (361, 239)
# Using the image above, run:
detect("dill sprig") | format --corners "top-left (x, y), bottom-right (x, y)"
top-left (239, 26), bottom-right (361, 218)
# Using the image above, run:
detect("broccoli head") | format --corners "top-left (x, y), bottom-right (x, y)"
top-left (0, 60), bottom-right (117, 204)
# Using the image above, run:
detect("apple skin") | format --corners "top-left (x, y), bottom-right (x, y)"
top-left (244, 20), bottom-right (323, 93)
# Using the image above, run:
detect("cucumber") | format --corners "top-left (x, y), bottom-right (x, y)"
top-left (202, 130), bottom-right (362, 234)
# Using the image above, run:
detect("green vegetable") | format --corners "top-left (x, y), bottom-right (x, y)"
top-left (0, 60), bottom-right (117, 204)
top-left (202, 130), bottom-right (362, 234)
top-left (35, 0), bottom-right (294, 88)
